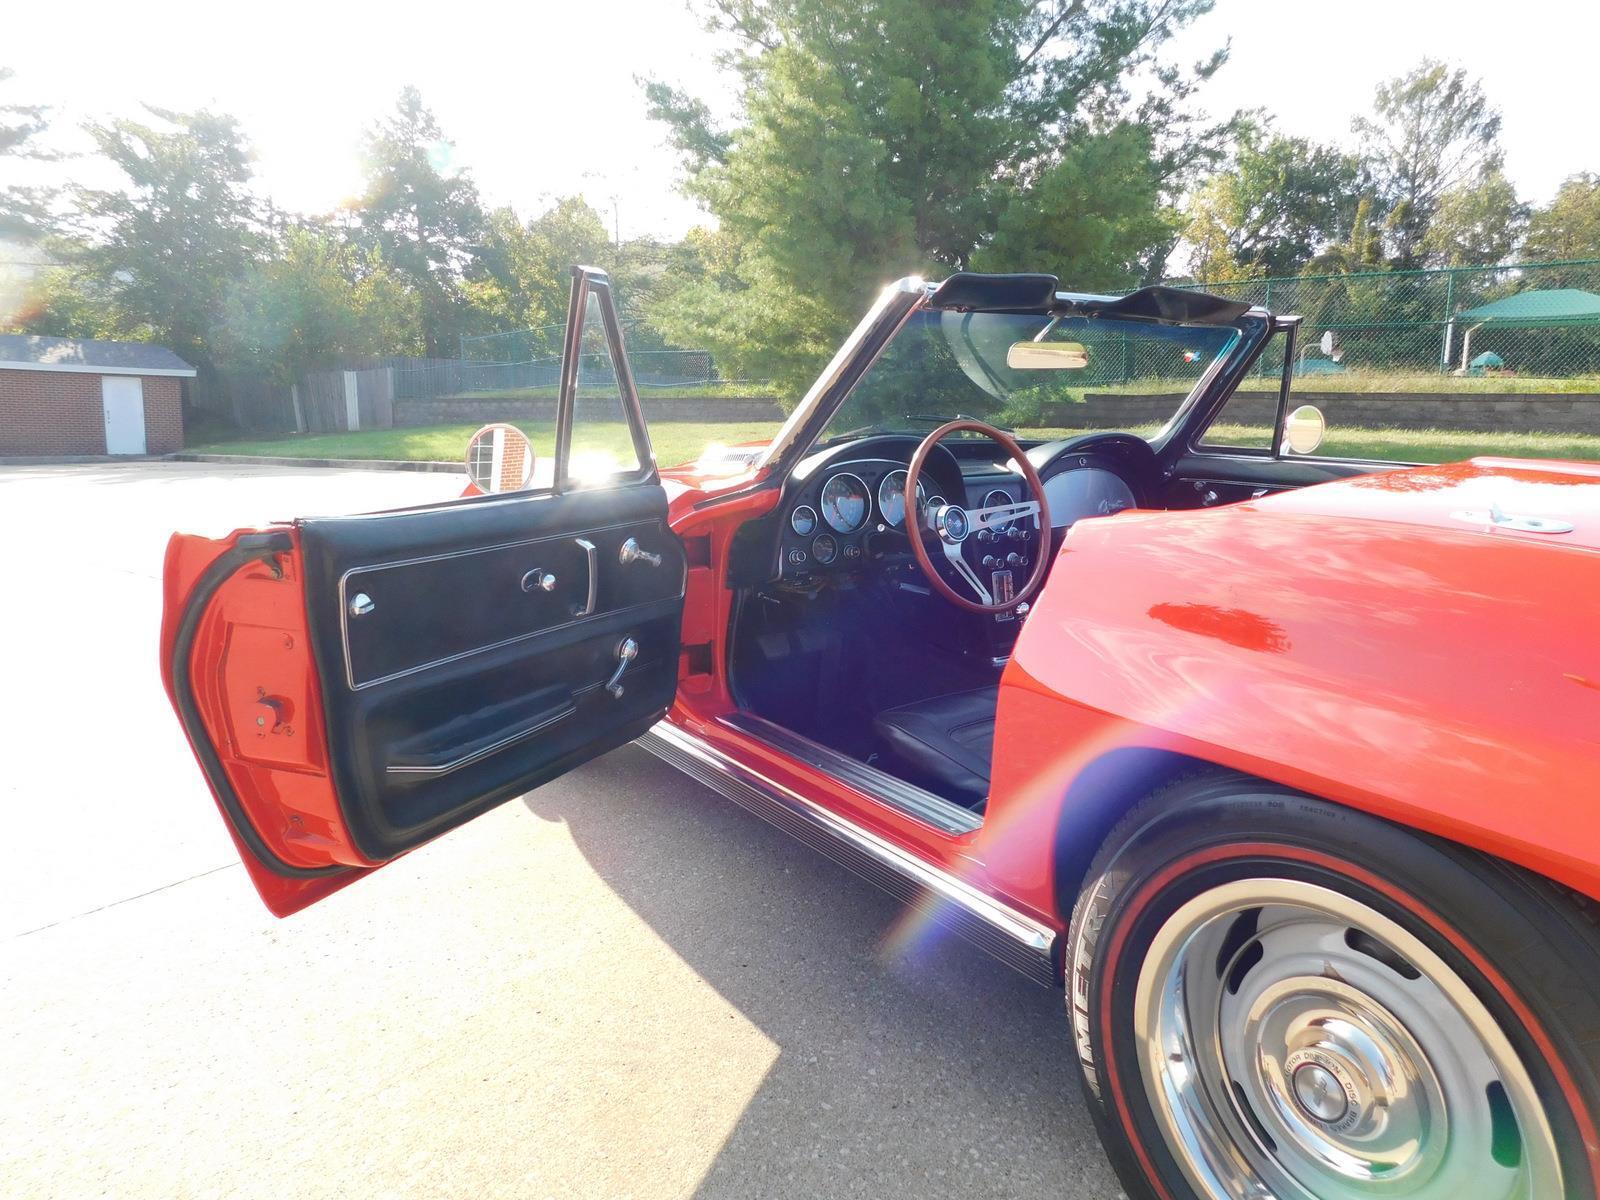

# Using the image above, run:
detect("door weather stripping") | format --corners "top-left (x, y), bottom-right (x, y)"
top-left (635, 721), bottom-right (1059, 987)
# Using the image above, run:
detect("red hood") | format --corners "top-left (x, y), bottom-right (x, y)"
top-left (1261, 458), bottom-right (1600, 554)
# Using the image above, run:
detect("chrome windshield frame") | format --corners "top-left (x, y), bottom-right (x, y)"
top-left (754, 276), bottom-right (928, 473)
top-left (753, 280), bottom-right (1277, 478)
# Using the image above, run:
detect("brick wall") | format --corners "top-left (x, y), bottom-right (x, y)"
top-left (0, 369), bottom-right (184, 455)
top-left (1042, 390), bottom-right (1600, 435)
top-left (398, 388), bottom-right (1600, 438)
top-left (139, 376), bottom-right (184, 453)
top-left (394, 394), bottom-right (785, 428)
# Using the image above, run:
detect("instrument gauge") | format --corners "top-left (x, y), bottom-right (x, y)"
top-left (791, 504), bottom-right (818, 536)
top-left (820, 473), bottom-right (870, 533)
top-left (876, 470), bottom-right (927, 529)
top-left (982, 488), bottom-right (1014, 530)
top-left (812, 534), bottom-right (838, 564)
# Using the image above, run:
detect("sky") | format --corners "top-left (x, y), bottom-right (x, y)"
top-left (6, 0), bottom-right (1599, 245)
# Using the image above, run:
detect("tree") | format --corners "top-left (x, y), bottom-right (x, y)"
top-left (978, 123), bottom-right (1171, 286)
top-left (1180, 176), bottom-right (1258, 285)
top-left (3, 266), bottom-right (118, 337)
top-left (1524, 174), bottom-right (1600, 262)
top-left (0, 66), bottom-right (54, 242)
top-left (1353, 60), bottom-right (1503, 268)
top-left (467, 197), bottom-right (613, 343)
top-left (55, 107), bottom-right (262, 376)
top-left (1179, 130), bottom-right (1366, 279)
top-left (217, 224), bottom-right (422, 383)
top-left (354, 87), bottom-right (486, 356)
top-left (1304, 195), bottom-right (1387, 277)
top-left (1421, 168), bottom-right (1526, 267)
top-left (646, 0), bottom-right (1232, 396)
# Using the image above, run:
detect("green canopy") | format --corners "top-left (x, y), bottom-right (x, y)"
top-left (1456, 288), bottom-right (1600, 329)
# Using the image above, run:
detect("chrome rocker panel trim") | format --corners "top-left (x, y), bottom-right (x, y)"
top-left (719, 711), bottom-right (982, 835)
top-left (635, 720), bottom-right (1059, 987)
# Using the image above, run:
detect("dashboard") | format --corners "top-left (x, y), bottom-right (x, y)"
top-left (771, 433), bottom-right (1151, 587)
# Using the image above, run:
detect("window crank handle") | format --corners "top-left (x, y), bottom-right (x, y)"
top-left (619, 537), bottom-right (662, 568)
top-left (605, 637), bottom-right (639, 699)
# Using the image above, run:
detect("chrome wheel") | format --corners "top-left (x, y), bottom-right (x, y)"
top-left (1133, 878), bottom-right (1562, 1199)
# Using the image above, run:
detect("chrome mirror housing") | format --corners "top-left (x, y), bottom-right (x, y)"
top-left (1282, 405), bottom-right (1327, 456)
top-left (465, 423), bottom-right (535, 493)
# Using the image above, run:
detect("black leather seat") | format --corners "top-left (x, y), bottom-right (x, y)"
top-left (873, 686), bottom-right (999, 807)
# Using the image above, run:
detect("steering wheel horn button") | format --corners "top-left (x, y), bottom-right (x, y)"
top-left (935, 504), bottom-right (969, 543)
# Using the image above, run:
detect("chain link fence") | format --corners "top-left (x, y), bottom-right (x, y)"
top-left (449, 317), bottom-right (732, 396)
top-left (1178, 259), bottom-right (1600, 387)
top-left (389, 349), bottom-right (718, 399)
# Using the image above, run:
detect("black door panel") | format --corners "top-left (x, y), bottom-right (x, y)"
top-left (299, 482), bottom-right (685, 860)
top-left (1164, 449), bottom-right (1378, 509)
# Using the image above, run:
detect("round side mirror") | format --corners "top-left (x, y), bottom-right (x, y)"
top-left (465, 423), bottom-right (535, 493)
top-left (1282, 405), bottom-right (1326, 456)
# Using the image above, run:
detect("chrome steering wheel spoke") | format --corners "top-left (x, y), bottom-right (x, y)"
top-left (941, 538), bottom-right (992, 605)
top-left (968, 499), bottom-right (1041, 531)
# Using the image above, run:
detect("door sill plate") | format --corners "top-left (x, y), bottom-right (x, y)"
top-left (635, 720), bottom-right (1058, 986)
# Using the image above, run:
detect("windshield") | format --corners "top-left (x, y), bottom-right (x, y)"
top-left (821, 308), bottom-right (1242, 446)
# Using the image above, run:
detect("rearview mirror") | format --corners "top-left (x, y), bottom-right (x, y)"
top-left (1006, 341), bottom-right (1089, 370)
top-left (465, 423), bottom-right (535, 493)
top-left (1281, 404), bottom-right (1326, 456)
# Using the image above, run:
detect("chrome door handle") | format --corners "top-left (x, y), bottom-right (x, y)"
top-left (573, 538), bottom-right (597, 617)
top-left (619, 537), bottom-right (662, 567)
top-left (605, 637), bottom-right (639, 699)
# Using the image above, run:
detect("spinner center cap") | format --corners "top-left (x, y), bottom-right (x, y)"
top-left (1292, 1062), bottom-right (1351, 1125)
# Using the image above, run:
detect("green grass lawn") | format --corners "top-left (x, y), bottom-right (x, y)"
top-left (447, 380), bottom-right (784, 400)
top-left (195, 418), bottom-right (1600, 469)
top-left (193, 421), bottom-right (785, 470)
top-left (1194, 423), bottom-right (1600, 464)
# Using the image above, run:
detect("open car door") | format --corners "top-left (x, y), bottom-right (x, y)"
top-left (161, 268), bottom-right (686, 916)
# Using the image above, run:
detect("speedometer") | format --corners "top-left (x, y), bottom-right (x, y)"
top-left (876, 470), bottom-right (926, 529)
top-left (820, 473), bottom-right (869, 533)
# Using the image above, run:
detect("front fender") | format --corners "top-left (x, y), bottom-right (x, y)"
top-left (983, 497), bottom-right (1600, 920)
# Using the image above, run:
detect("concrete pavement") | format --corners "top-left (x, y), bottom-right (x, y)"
top-left (0, 462), bottom-right (1123, 1199)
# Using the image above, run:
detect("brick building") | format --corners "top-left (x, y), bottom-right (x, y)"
top-left (0, 334), bottom-right (195, 456)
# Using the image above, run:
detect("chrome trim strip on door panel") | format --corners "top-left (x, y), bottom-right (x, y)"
top-left (334, 518), bottom-right (683, 691)
top-left (386, 703), bottom-right (576, 778)
top-left (635, 721), bottom-right (1058, 986)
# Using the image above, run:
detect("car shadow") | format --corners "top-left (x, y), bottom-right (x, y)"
top-left (523, 744), bottom-right (1123, 1199)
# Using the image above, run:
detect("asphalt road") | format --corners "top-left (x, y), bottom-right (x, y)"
top-left (0, 461), bottom-right (1124, 1199)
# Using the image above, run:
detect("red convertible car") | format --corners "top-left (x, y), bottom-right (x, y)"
top-left (163, 268), bottom-right (1600, 1200)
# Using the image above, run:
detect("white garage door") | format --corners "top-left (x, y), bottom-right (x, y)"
top-left (101, 376), bottom-right (147, 455)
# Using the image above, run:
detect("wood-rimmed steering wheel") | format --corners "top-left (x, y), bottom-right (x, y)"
top-left (904, 420), bottom-right (1052, 614)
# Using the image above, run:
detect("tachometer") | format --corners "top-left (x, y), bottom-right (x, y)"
top-left (820, 473), bottom-right (869, 533)
top-left (982, 488), bottom-right (1015, 530)
top-left (876, 470), bottom-right (927, 529)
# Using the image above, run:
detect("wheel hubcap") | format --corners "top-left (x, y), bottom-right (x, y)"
top-left (1290, 1062), bottom-right (1348, 1125)
top-left (1131, 878), bottom-right (1563, 1199)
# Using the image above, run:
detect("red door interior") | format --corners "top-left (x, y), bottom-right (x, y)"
top-left (161, 268), bottom-right (686, 915)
